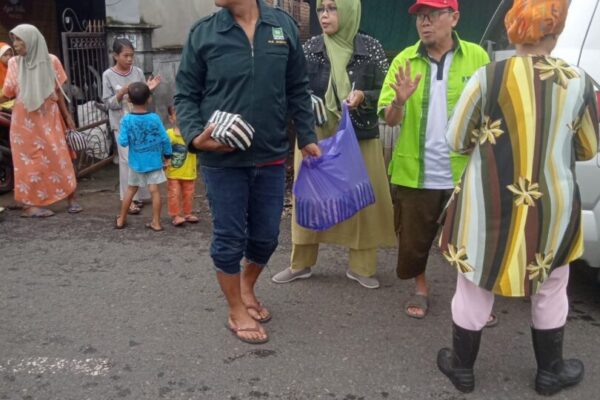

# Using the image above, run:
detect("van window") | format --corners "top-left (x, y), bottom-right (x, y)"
top-left (553, 0), bottom-right (597, 66)
top-left (578, 1), bottom-right (600, 85)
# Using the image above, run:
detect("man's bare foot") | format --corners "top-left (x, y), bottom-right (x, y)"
top-left (407, 274), bottom-right (429, 318)
top-left (241, 263), bottom-right (271, 322)
top-left (227, 309), bottom-right (268, 343)
top-left (245, 302), bottom-right (272, 323)
top-left (405, 292), bottom-right (429, 319)
top-left (240, 289), bottom-right (271, 322)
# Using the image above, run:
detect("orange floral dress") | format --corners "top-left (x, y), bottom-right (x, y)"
top-left (2, 55), bottom-right (76, 206)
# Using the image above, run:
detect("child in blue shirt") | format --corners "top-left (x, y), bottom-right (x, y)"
top-left (115, 82), bottom-right (171, 231)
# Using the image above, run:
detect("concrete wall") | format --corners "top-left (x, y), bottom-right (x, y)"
top-left (106, 0), bottom-right (141, 24)
top-left (140, 0), bottom-right (217, 48)
top-left (151, 50), bottom-right (183, 122)
top-left (105, 0), bottom-right (216, 47)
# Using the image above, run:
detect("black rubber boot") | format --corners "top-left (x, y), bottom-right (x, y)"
top-left (437, 323), bottom-right (482, 393)
top-left (531, 326), bottom-right (584, 396)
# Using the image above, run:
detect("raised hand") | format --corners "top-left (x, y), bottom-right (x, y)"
top-left (147, 75), bottom-right (162, 91)
top-left (390, 60), bottom-right (422, 106)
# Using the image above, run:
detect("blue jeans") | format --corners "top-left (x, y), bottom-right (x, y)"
top-left (201, 164), bottom-right (286, 275)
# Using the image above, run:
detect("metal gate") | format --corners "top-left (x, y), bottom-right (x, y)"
top-left (61, 8), bottom-right (114, 177)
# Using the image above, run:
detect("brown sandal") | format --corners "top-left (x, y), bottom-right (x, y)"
top-left (246, 303), bottom-right (272, 323)
top-left (225, 323), bottom-right (269, 345)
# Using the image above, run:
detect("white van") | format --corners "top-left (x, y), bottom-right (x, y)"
top-left (481, 0), bottom-right (600, 272)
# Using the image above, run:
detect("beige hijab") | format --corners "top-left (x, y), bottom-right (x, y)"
top-left (10, 24), bottom-right (57, 112)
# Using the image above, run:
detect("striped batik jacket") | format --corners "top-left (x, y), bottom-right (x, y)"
top-left (439, 55), bottom-right (599, 297)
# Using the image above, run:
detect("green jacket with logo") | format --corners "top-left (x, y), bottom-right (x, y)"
top-left (378, 33), bottom-right (490, 188)
top-left (175, 0), bottom-right (317, 167)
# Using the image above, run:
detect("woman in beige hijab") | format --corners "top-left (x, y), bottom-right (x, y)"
top-left (0, 24), bottom-right (82, 217)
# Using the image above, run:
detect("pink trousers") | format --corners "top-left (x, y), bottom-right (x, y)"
top-left (451, 266), bottom-right (570, 331)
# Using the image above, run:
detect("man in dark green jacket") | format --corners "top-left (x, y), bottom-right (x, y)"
top-left (175, 0), bottom-right (320, 345)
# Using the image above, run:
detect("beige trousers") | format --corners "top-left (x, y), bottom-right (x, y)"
top-left (290, 244), bottom-right (377, 277)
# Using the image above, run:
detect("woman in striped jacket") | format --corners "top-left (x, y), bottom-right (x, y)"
top-left (437, 0), bottom-right (599, 396)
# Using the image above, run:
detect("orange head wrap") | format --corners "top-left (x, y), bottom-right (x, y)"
top-left (504, 0), bottom-right (569, 44)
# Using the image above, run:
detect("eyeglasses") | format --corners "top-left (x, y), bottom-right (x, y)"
top-left (415, 9), bottom-right (454, 23)
top-left (316, 6), bottom-right (338, 15)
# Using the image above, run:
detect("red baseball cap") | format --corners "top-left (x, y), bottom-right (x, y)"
top-left (408, 0), bottom-right (459, 14)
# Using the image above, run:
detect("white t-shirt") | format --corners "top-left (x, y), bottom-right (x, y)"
top-left (423, 51), bottom-right (454, 190)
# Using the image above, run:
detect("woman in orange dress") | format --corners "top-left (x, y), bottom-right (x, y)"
top-left (0, 24), bottom-right (81, 217)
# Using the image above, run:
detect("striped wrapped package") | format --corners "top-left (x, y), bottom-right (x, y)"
top-left (311, 94), bottom-right (327, 126)
top-left (208, 110), bottom-right (255, 151)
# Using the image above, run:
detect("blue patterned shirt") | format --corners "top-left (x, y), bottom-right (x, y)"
top-left (118, 112), bottom-right (172, 173)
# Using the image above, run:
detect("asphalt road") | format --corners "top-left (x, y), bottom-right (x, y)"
top-left (1, 165), bottom-right (599, 400)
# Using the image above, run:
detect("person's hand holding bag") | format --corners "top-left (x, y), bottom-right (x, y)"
top-left (301, 142), bottom-right (321, 158)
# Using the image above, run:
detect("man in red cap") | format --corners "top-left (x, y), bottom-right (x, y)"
top-left (378, 0), bottom-right (490, 319)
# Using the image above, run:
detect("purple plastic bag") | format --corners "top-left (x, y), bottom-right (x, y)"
top-left (293, 103), bottom-right (376, 231)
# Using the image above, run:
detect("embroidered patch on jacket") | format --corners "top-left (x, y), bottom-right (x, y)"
top-left (272, 27), bottom-right (285, 40)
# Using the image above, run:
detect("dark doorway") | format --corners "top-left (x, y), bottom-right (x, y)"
top-left (55, 0), bottom-right (106, 53)
top-left (55, 0), bottom-right (106, 32)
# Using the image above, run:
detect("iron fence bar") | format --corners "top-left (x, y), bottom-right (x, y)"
top-left (61, 27), bottom-right (114, 177)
